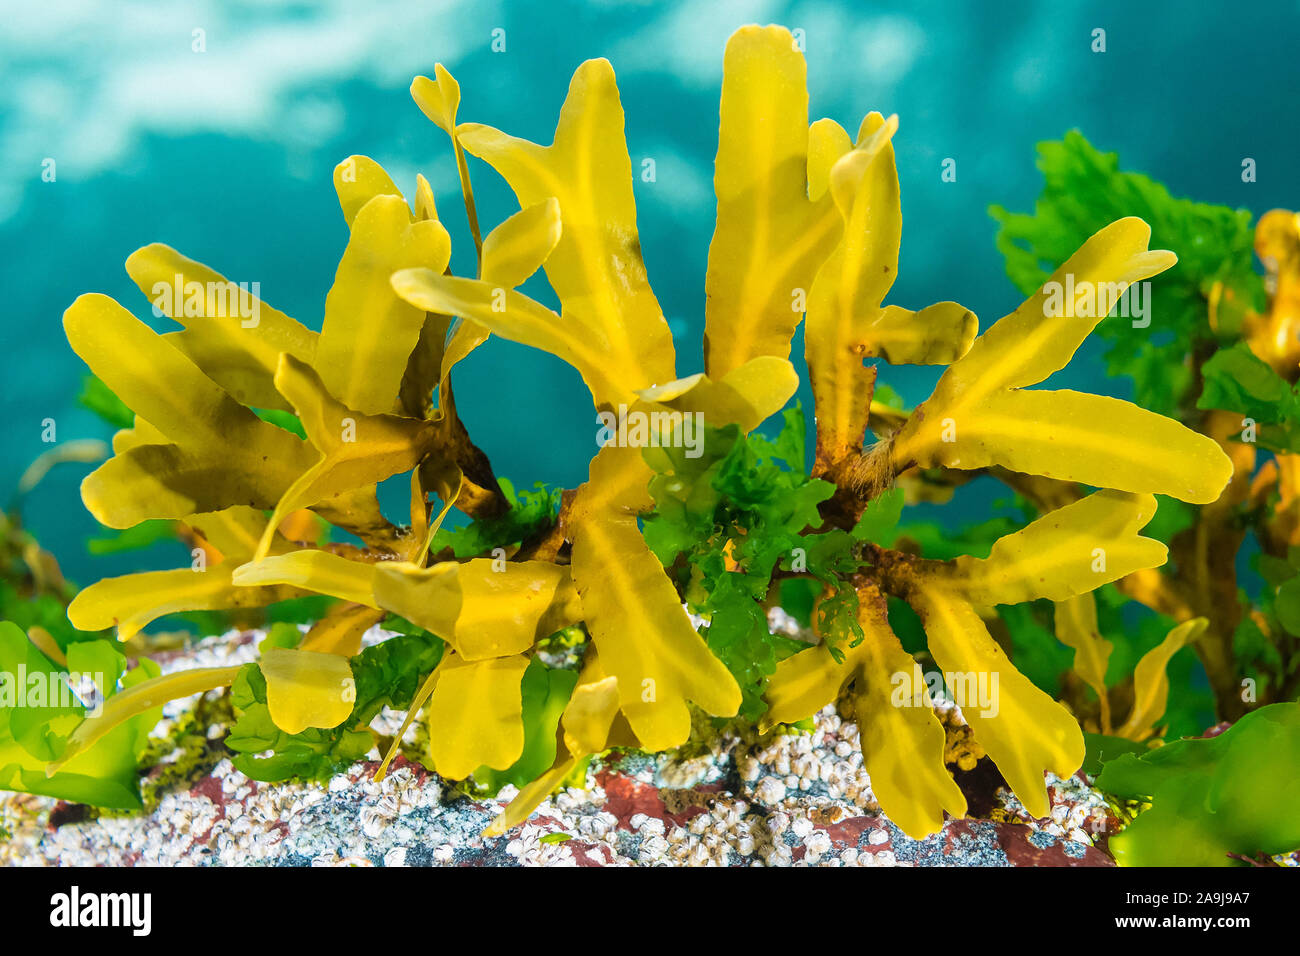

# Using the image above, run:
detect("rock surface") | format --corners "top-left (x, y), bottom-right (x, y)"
top-left (1, 629), bottom-right (1123, 867)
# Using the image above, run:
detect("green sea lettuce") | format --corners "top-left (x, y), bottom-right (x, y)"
top-left (0, 621), bottom-right (161, 808)
top-left (1097, 703), bottom-right (1300, 866)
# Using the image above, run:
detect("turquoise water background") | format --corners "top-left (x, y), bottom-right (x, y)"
top-left (2, 0), bottom-right (1297, 588)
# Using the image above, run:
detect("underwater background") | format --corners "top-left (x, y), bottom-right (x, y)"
top-left (3, 0), bottom-right (1298, 588)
